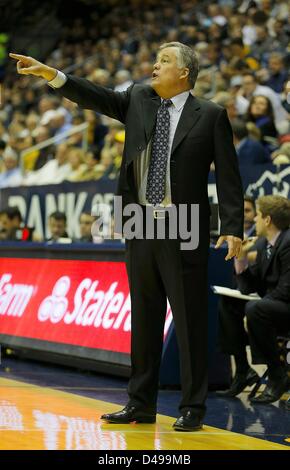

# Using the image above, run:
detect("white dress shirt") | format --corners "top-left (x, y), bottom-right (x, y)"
top-left (135, 90), bottom-right (190, 207)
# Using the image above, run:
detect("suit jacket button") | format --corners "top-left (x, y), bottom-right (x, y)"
top-left (137, 145), bottom-right (143, 151)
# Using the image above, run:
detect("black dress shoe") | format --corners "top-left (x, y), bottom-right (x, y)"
top-left (100, 405), bottom-right (156, 424)
top-left (216, 368), bottom-right (260, 397)
top-left (173, 412), bottom-right (203, 432)
top-left (250, 375), bottom-right (290, 404)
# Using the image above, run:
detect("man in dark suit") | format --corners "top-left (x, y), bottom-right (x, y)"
top-left (243, 195), bottom-right (256, 239)
top-left (231, 119), bottom-right (270, 166)
top-left (218, 195), bottom-right (290, 403)
top-left (10, 42), bottom-right (243, 430)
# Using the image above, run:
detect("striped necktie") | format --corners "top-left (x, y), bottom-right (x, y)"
top-left (266, 242), bottom-right (273, 259)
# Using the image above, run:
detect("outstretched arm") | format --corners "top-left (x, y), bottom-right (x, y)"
top-left (10, 53), bottom-right (131, 123)
top-left (9, 53), bottom-right (57, 81)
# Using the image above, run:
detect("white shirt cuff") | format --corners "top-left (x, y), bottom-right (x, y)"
top-left (47, 70), bottom-right (67, 88)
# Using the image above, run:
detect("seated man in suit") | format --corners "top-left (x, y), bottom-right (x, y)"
top-left (218, 195), bottom-right (290, 403)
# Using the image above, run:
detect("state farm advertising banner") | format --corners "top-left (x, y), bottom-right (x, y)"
top-left (0, 258), bottom-right (173, 354)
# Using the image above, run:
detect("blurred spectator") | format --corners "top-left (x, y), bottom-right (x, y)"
top-left (252, 26), bottom-right (274, 65)
top-left (114, 70), bottom-right (133, 92)
top-left (270, 18), bottom-right (289, 50)
top-left (39, 95), bottom-right (58, 124)
top-left (211, 92), bottom-right (237, 121)
top-left (265, 53), bottom-right (288, 94)
top-left (66, 147), bottom-right (86, 181)
top-left (47, 211), bottom-right (70, 242)
top-left (0, 139), bottom-right (6, 171)
top-left (48, 108), bottom-right (72, 144)
top-left (246, 95), bottom-right (278, 150)
top-left (0, 206), bottom-right (22, 240)
top-left (83, 110), bottom-right (108, 149)
top-left (270, 0), bottom-right (289, 21)
top-left (74, 146), bottom-right (104, 181)
top-left (0, 210), bottom-right (6, 240)
top-left (271, 142), bottom-right (290, 165)
top-left (0, 122), bottom-right (9, 145)
top-left (242, 14), bottom-right (257, 46)
top-left (0, 146), bottom-right (22, 188)
top-left (24, 142), bottom-right (71, 185)
top-left (137, 61), bottom-right (152, 84)
top-left (281, 79), bottom-right (290, 114)
top-left (225, 38), bottom-right (259, 76)
top-left (99, 148), bottom-right (117, 178)
top-left (231, 119), bottom-right (270, 165)
top-left (239, 72), bottom-right (289, 126)
top-left (243, 195), bottom-right (256, 238)
top-left (230, 75), bottom-right (252, 115)
top-left (74, 211), bottom-right (95, 243)
top-left (23, 126), bottom-right (54, 171)
top-left (25, 113), bottom-right (39, 134)
top-left (9, 130), bottom-right (33, 158)
top-left (89, 68), bottom-right (111, 87)
top-left (99, 127), bottom-right (125, 179)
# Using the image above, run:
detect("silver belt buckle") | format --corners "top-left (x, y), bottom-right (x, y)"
top-left (153, 209), bottom-right (166, 219)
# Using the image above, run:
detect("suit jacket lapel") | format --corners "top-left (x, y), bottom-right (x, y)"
top-left (261, 231), bottom-right (283, 278)
top-left (142, 95), bottom-right (161, 142)
top-left (171, 94), bottom-right (201, 155)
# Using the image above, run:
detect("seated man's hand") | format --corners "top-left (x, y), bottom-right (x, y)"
top-left (236, 237), bottom-right (258, 261)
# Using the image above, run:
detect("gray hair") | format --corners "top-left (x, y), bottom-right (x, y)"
top-left (158, 42), bottom-right (199, 89)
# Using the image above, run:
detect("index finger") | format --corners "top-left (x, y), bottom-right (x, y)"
top-left (9, 53), bottom-right (28, 60)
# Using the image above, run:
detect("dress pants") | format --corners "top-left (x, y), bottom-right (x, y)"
top-left (218, 295), bottom-right (290, 365)
top-left (125, 224), bottom-right (208, 417)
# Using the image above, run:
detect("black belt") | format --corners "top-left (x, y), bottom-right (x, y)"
top-left (141, 205), bottom-right (170, 219)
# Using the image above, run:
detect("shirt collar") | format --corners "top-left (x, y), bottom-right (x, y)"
top-left (162, 90), bottom-right (190, 112)
top-left (268, 231), bottom-right (281, 247)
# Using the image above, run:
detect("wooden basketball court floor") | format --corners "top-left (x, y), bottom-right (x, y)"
top-left (0, 358), bottom-right (289, 450)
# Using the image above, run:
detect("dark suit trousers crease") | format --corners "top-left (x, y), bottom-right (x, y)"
top-left (218, 296), bottom-right (290, 365)
top-left (125, 235), bottom-right (208, 416)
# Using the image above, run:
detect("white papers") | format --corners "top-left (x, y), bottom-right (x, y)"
top-left (211, 285), bottom-right (261, 301)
